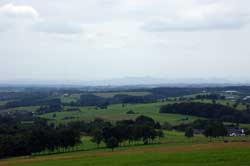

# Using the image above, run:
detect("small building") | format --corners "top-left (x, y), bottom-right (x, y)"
top-left (243, 96), bottom-right (250, 101)
top-left (193, 129), bottom-right (204, 135)
top-left (63, 93), bottom-right (69, 97)
top-left (227, 128), bottom-right (245, 137)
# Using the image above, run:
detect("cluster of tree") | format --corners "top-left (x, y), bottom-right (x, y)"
top-left (166, 119), bottom-right (228, 139)
top-left (183, 121), bottom-right (228, 139)
top-left (195, 94), bottom-right (225, 100)
top-left (4, 98), bottom-right (61, 109)
top-left (126, 110), bottom-right (136, 114)
top-left (75, 94), bottom-right (156, 107)
top-left (203, 121), bottom-right (228, 139)
top-left (160, 102), bottom-right (250, 123)
top-left (0, 92), bottom-right (27, 101)
top-left (112, 94), bottom-right (156, 104)
top-left (70, 116), bottom-right (163, 151)
top-left (0, 115), bottom-right (81, 159)
top-left (150, 87), bottom-right (202, 99)
top-left (35, 100), bottom-right (62, 114)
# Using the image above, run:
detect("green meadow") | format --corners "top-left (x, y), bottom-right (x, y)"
top-left (3, 142), bottom-right (250, 166)
top-left (40, 102), bottom-right (199, 124)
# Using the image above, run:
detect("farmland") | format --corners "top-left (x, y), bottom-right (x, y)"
top-left (2, 0), bottom-right (250, 164)
top-left (40, 102), bottom-right (199, 124)
top-left (1, 86), bottom-right (250, 165)
top-left (2, 142), bottom-right (250, 166)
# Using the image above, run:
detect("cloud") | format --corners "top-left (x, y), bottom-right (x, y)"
top-left (142, 2), bottom-right (250, 32)
top-left (0, 3), bottom-right (38, 32)
top-left (32, 21), bottom-right (83, 35)
top-left (0, 3), bottom-right (39, 18)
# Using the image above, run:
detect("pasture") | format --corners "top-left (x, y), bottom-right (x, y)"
top-left (2, 142), bottom-right (250, 166)
top-left (33, 130), bottom-right (250, 156)
top-left (40, 102), bottom-right (199, 124)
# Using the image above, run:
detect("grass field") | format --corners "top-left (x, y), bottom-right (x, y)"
top-left (60, 94), bottom-right (81, 103)
top-left (2, 142), bottom-right (250, 166)
top-left (39, 99), bottom-right (250, 128)
top-left (1, 98), bottom-right (249, 128)
top-left (60, 91), bottom-right (151, 104)
top-left (2, 98), bottom-right (250, 166)
top-left (0, 106), bottom-right (40, 113)
top-left (0, 100), bottom-right (11, 106)
top-left (32, 130), bottom-right (250, 156)
top-left (40, 101), bottom-right (199, 124)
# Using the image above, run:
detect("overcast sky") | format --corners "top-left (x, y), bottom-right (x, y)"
top-left (0, 0), bottom-right (250, 82)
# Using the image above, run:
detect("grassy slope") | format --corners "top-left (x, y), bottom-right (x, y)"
top-left (35, 130), bottom-right (250, 155)
top-left (3, 142), bottom-right (250, 166)
top-left (40, 99), bottom-right (248, 125)
top-left (60, 91), bottom-right (151, 103)
top-left (1, 99), bottom-right (249, 128)
top-left (40, 102), bottom-right (199, 124)
top-left (0, 106), bottom-right (40, 112)
top-left (60, 94), bottom-right (81, 103)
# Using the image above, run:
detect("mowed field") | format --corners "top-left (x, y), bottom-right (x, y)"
top-left (1, 97), bottom-right (249, 128)
top-left (2, 142), bottom-right (250, 166)
top-left (40, 101), bottom-right (200, 124)
top-left (40, 98), bottom-right (249, 125)
top-left (60, 91), bottom-right (151, 103)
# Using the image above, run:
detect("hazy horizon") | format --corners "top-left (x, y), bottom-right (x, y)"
top-left (1, 76), bottom-right (250, 87)
top-left (1, 0), bottom-right (250, 82)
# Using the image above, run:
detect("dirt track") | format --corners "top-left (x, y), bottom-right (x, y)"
top-left (1, 142), bottom-right (250, 166)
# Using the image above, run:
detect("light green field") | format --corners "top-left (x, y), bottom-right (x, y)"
top-left (39, 99), bottom-right (250, 128)
top-left (1, 99), bottom-right (249, 128)
top-left (60, 91), bottom-right (151, 104)
top-left (0, 100), bottom-right (11, 106)
top-left (60, 94), bottom-right (81, 103)
top-left (0, 106), bottom-right (40, 112)
top-left (40, 102), bottom-right (199, 124)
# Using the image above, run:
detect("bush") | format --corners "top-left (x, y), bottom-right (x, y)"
top-left (126, 110), bottom-right (135, 114)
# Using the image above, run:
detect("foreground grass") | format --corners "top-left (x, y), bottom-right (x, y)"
top-left (2, 142), bottom-right (250, 166)
top-left (41, 131), bottom-right (250, 155)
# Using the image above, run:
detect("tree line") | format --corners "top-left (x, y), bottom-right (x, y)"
top-left (195, 94), bottom-right (225, 100)
top-left (70, 116), bottom-right (164, 151)
top-left (70, 94), bottom-right (157, 107)
top-left (160, 102), bottom-right (250, 124)
top-left (0, 115), bottom-right (81, 159)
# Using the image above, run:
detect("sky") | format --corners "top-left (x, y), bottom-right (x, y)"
top-left (0, 0), bottom-right (250, 83)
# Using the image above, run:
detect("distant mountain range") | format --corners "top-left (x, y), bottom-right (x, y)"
top-left (0, 77), bottom-right (249, 87)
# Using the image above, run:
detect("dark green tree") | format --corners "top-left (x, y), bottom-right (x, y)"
top-left (106, 137), bottom-right (119, 151)
top-left (91, 129), bottom-right (103, 148)
top-left (185, 127), bottom-right (194, 138)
